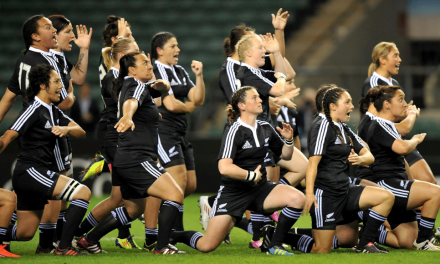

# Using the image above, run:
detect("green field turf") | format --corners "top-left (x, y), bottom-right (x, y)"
top-left (3, 194), bottom-right (440, 263)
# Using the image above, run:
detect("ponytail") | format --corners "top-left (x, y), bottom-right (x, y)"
top-left (368, 63), bottom-right (377, 77)
top-left (368, 42), bottom-right (397, 77)
top-left (102, 47), bottom-right (112, 71)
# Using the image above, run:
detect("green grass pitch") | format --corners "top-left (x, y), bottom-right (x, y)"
top-left (3, 194), bottom-right (440, 263)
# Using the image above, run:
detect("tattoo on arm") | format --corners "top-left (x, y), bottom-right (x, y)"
top-left (75, 54), bottom-right (85, 73)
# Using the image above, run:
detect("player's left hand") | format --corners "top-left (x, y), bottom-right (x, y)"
top-left (51, 126), bottom-right (69, 137)
top-left (74, 25), bottom-right (92, 49)
top-left (347, 149), bottom-right (368, 167)
top-left (272, 8), bottom-right (290, 30)
top-left (277, 122), bottom-right (293, 139)
top-left (260, 33), bottom-right (280, 54)
top-left (191, 60), bottom-right (203, 76)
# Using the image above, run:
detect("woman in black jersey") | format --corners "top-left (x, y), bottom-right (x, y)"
top-left (0, 64), bottom-right (90, 256)
top-left (151, 31), bottom-right (203, 231)
top-left (0, 15), bottom-right (75, 253)
top-left (77, 52), bottom-right (185, 255)
top-left (74, 39), bottom-right (141, 249)
top-left (362, 42), bottom-right (436, 185)
top-left (170, 86), bottom-right (304, 256)
top-left (357, 86), bottom-right (440, 250)
top-left (301, 87), bottom-right (395, 254)
top-left (0, 188), bottom-right (19, 258)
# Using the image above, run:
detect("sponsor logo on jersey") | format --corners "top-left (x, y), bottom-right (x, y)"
top-left (264, 137), bottom-right (269, 146)
top-left (400, 180), bottom-right (409, 189)
top-left (169, 146), bottom-right (179, 158)
top-left (242, 141), bottom-right (252, 149)
top-left (325, 212), bottom-right (335, 222)
top-left (182, 77), bottom-right (187, 86)
top-left (217, 203), bottom-right (227, 212)
top-left (44, 120), bottom-right (52, 129)
top-left (47, 170), bottom-right (56, 178)
top-left (64, 155), bottom-right (70, 165)
top-left (264, 152), bottom-right (271, 163)
top-left (291, 117), bottom-right (296, 126)
top-left (170, 79), bottom-right (179, 86)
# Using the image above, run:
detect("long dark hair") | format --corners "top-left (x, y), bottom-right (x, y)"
top-left (26, 64), bottom-right (54, 103)
top-left (150, 32), bottom-right (175, 60)
top-left (48, 15), bottom-right (70, 33)
top-left (367, 85), bottom-right (401, 112)
top-left (226, 86), bottom-right (255, 123)
top-left (112, 51), bottom-right (142, 100)
top-left (314, 84), bottom-right (337, 115)
top-left (23, 14), bottom-right (44, 54)
top-left (322, 87), bottom-right (353, 145)
top-left (102, 15), bottom-right (131, 47)
top-left (223, 24), bottom-right (255, 57)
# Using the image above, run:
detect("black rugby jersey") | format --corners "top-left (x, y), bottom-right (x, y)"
top-left (50, 50), bottom-right (73, 86)
top-left (365, 117), bottom-right (407, 182)
top-left (8, 47), bottom-right (68, 108)
top-left (356, 111), bottom-right (375, 179)
top-left (113, 77), bottom-right (162, 168)
top-left (236, 63), bottom-right (277, 126)
top-left (308, 114), bottom-right (366, 195)
top-left (153, 60), bottom-right (195, 134)
top-left (260, 54), bottom-right (273, 71)
top-left (100, 67), bottom-right (119, 146)
top-left (277, 106), bottom-right (299, 138)
top-left (218, 118), bottom-right (284, 189)
top-left (361, 71), bottom-right (400, 98)
top-left (218, 57), bottom-right (241, 104)
top-left (9, 96), bottom-right (72, 168)
top-left (99, 51), bottom-right (108, 84)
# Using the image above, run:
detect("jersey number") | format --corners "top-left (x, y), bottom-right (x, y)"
top-left (18, 63), bottom-right (31, 92)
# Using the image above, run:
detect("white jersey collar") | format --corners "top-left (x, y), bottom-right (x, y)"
top-left (34, 96), bottom-right (52, 110)
top-left (29, 46), bottom-right (52, 56)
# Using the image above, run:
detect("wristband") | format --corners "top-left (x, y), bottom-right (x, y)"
top-left (285, 137), bottom-right (294, 147)
top-left (276, 73), bottom-right (287, 80)
top-left (246, 171), bottom-right (257, 182)
top-left (409, 110), bottom-right (417, 115)
top-left (117, 36), bottom-right (124, 40)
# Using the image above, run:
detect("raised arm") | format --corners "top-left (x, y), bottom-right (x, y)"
top-left (261, 33), bottom-right (286, 75)
top-left (392, 133), bottom-right (426, 155)
top-left (0, 89), bottom-right (17, 123)
top-left (187, 60), bottom-right (205, 105)
top-left (56, 79), bottom-right (75, 111)
top-left (70, 25), bottom-right (92, 85)
top-left (276, 122), bottom-right (294, 160)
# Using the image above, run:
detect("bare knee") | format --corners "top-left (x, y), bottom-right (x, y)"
top-left (195, 240), bottom-right (218, 253)
top-left (73, 185), bottom-right (91, 201)
top-left (17, 230), bottom-right (36, 241)
top-left (311, 244), bottom-right (331, 253)
top-left (287, 191), bottom-right (305, 209)
top-left (4, 191), bottom-right (16, 206)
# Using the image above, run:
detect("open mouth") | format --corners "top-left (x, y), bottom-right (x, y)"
top-left (396, 64), bottom-right (400, 69)
top-left (174, 54), bottom-right (179, 60)
top-left (346, 111), bottom-right (351, 117)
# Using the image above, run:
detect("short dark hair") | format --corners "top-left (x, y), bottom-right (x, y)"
top-left (26, 64), bottom-right (54, 103)
top-left (48, 14), bottom-right (70, 33)
top-left (223, 24), bottom-right (255, 57)
top-left (151, 32), bottom-right (175, 60)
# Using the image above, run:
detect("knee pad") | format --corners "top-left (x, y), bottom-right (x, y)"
top-left (56, 179), bottom-right (84, 201)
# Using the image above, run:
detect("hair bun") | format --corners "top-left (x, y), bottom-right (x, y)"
top-left (107, 15), bottom-right (119, 24)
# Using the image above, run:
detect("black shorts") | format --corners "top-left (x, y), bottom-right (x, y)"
top-left (376, 179), bottom-right (414, 212)
top-left (311, 185), bottom-right (365, 230)
top-left (157, 131), bottom-right (195, 170)
top-left (348, 177), bottom-right (361, 186)
top-left (211, 180), bottom-right (277, 219)
top-left (404, 148), bottom-right (423, 166)
top-left (387, 209), bottom-right (417, 230)
top-left (97, 119), bottom-right (107, 148)
top-left (104, 146), bottom-right (116, 165)
top-left (12, 165), bottom-right (60, 211)
top-left (113, 160), bottom-right (167, 200)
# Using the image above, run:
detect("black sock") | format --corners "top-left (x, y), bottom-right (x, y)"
top-left (250, 213), bottom-right (265, 241)
top-left (235, 217), bottom-right (251, 234)
top-left (87, 207), bottom-right (132, 243)
top-left (415, 210), bottom-right (422, 231)
top-left (117, 223), bottom-right (131, 239)
top-left (332, 236), bottom-right (339, 249)
top-left (417, 216), bottom-right (435, 243)
top-left (284, 233), bottom-right (314, 253)
top-left (278, 177), bottom-right (291, 186)
top-left (75, 212), bottom-right (99, 237)
top-left (290, 227), bottom-right (312, 236)
top-left (269, 207), bottom-right (302, 247)
top-left (157, 201), bottom-right (182, 250)
top-left (358, 209), bottom-right (387, 248)
top-left (172, 205), bottom-right (184, 231)
top-left (145, 228), bottom-right (158, 244)
top-left (39, 223), bottom-right (57, 248)
top-left (207, 195), bottom-right (216, 208)
top-left (0, 227), bottom-right (7, 244)
top-left (58, 199), bottom-right (89, 249)
top-left (102, 160), bottom-right (110, 173)
top-left (9, 212), bottom-right (17, 226)
top-left (55, 210), bottom-right (67, 242)
top-left (375, 229), bottom-right (388, 245)
top-left (171, 230), bottom-right (203, 250)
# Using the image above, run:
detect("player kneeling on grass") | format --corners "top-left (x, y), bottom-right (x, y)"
top-left (0, 64), bottom-right (90, 256)
top-left (171, 86), bottom-right (305, 255)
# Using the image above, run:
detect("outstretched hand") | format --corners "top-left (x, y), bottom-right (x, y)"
top-left (276, 122), bottom-right (293, 140)
top-left (260, 33), bottom-right (280, 54)
top-left (272, 8), bottom-right (290, 30)
top-left (74, 25), bottom-right (92, 49)
top-left (114, 116), bottom-right (135, 133)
